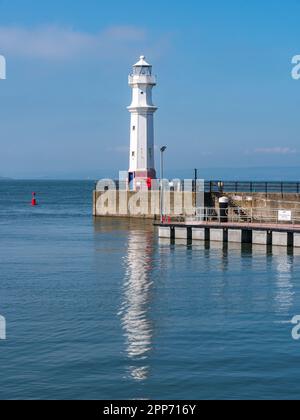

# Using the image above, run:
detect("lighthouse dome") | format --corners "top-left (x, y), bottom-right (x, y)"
top-left (133, 55), bottom-right (151, 67)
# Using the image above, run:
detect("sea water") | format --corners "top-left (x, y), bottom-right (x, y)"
top-left (0, 181), bottom-right (300, 400)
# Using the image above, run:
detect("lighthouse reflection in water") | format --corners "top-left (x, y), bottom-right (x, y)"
top-left (119, 229), bottom-right (154, 382)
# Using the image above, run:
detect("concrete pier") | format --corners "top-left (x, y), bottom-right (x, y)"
top-left (158, 222), bottom-right (300, 248)
top-left (210, 228), bottom-right (227, 242)
top-left (272, 232), bottom-right (293, 247)
top-left (252, 230), bottom-right (272, 246)
top-left (228, 229), bottom-right (252, 244)
top-left (294, 233), bottom-right (300, 248)
top-left (192, 227), bottom-right (209, 241)
top-left (175, 227), bottom-right (189, 240)
top-left (159, 226), bottom-right (171, 239)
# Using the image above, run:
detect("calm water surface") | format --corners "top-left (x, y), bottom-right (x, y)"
top-left (0, 181), bottom-right (300, 400)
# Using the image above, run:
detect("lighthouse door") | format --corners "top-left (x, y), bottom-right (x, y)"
top-left (128, 172), bottom-right (134, 191)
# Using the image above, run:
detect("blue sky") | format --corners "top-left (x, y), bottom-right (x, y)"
top-left (0, 0), bottom-right (299, 179)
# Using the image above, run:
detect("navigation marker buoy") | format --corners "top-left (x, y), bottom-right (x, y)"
top-left (31, 192), bottom-right (37, 206)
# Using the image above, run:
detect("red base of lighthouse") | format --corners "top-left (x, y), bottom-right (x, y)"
top-left (135, 169), bottom-right (156, 179)
top-left (129, 169), bottom-right (157, 191)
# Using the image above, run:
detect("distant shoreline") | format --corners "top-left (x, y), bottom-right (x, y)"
top-left (0, 165), bottom-right (300, 182)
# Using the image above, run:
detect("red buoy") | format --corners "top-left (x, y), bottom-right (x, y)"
top-left (31, 192), bottom-right (37, 206)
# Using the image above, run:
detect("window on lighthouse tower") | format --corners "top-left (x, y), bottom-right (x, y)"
top-left (134, 66), bottom-right (152, 76)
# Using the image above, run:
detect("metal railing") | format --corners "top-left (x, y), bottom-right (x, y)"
top-left (186, 207), bottom-right (300, 225)
top-left (128, 75), bottom-right (157, 85)
top-left (204, 181), bottom-right (300, 194)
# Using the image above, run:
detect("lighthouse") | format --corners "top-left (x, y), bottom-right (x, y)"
top-left (128, 56), bottom-right (157, 190)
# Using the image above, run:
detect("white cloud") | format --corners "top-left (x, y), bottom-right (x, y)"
top-left (246, 147), bottom-right (298, 155)
top-left (0, 25), bottom-right (147, 60)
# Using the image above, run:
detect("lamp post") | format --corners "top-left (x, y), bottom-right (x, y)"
top-left (194, 168), bottom-right (198, 215)
top-left (160, 146), bottom-right (167, 222)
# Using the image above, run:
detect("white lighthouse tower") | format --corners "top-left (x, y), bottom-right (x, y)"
top-left (128, 56), bottom-right (157, 189)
